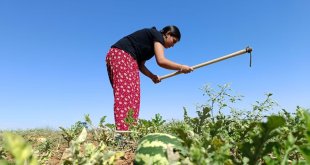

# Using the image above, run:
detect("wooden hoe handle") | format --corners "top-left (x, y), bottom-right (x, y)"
top-left (159, 47), bottom-right (253, 80)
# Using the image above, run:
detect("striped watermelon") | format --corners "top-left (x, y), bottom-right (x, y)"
top-left (134, 133), bottom-right (187, 165)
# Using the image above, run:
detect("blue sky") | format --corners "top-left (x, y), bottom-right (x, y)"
top-left (1, 1), bottom-right (309, 129)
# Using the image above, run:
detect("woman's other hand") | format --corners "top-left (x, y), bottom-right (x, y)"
top-left (151, 75), bottom-right (161, 84)
top-left (179, 65), bottom-right (193, 73)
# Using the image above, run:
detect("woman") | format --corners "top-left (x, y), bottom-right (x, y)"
top-left (106, 25), bottom-right (193, 131)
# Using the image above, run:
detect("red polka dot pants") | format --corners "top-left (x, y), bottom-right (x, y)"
top-left (106, 48), bottom-right (140, 131)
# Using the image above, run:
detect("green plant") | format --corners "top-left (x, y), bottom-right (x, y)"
top-left (84, 114), bottom-right (115, 146)
top-left (61, 127), bottom-right (124, 165)
top-left (238, 115), bottom-right (286, 165)
top-left (59, 121), bottom-right (86, 146)
top-left (35, 138), bottom-right (53, 164)
top-left (1, 84), bottom-right (309, 164)
top-left (124, 109), bottom-right (137, 130)
top-left (171, 84), bottom-right (309, 164)
top-left (0, 133), bottom-right (38, 165)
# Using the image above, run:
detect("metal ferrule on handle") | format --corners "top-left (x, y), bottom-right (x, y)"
top-left (159, 47), bottom-right (252, 80)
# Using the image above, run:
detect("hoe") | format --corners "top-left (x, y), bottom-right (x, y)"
top-left (159, 46), bottom-right (253, 80)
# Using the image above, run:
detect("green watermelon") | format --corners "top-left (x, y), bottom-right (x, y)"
top-left (134, 133), bottom-right (187, 165)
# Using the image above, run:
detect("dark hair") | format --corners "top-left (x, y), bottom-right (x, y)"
top-left (160, 25), bottom-right (181, 41)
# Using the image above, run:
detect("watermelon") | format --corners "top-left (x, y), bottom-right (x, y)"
top-left (134, 133), bottom-right (187, 165)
